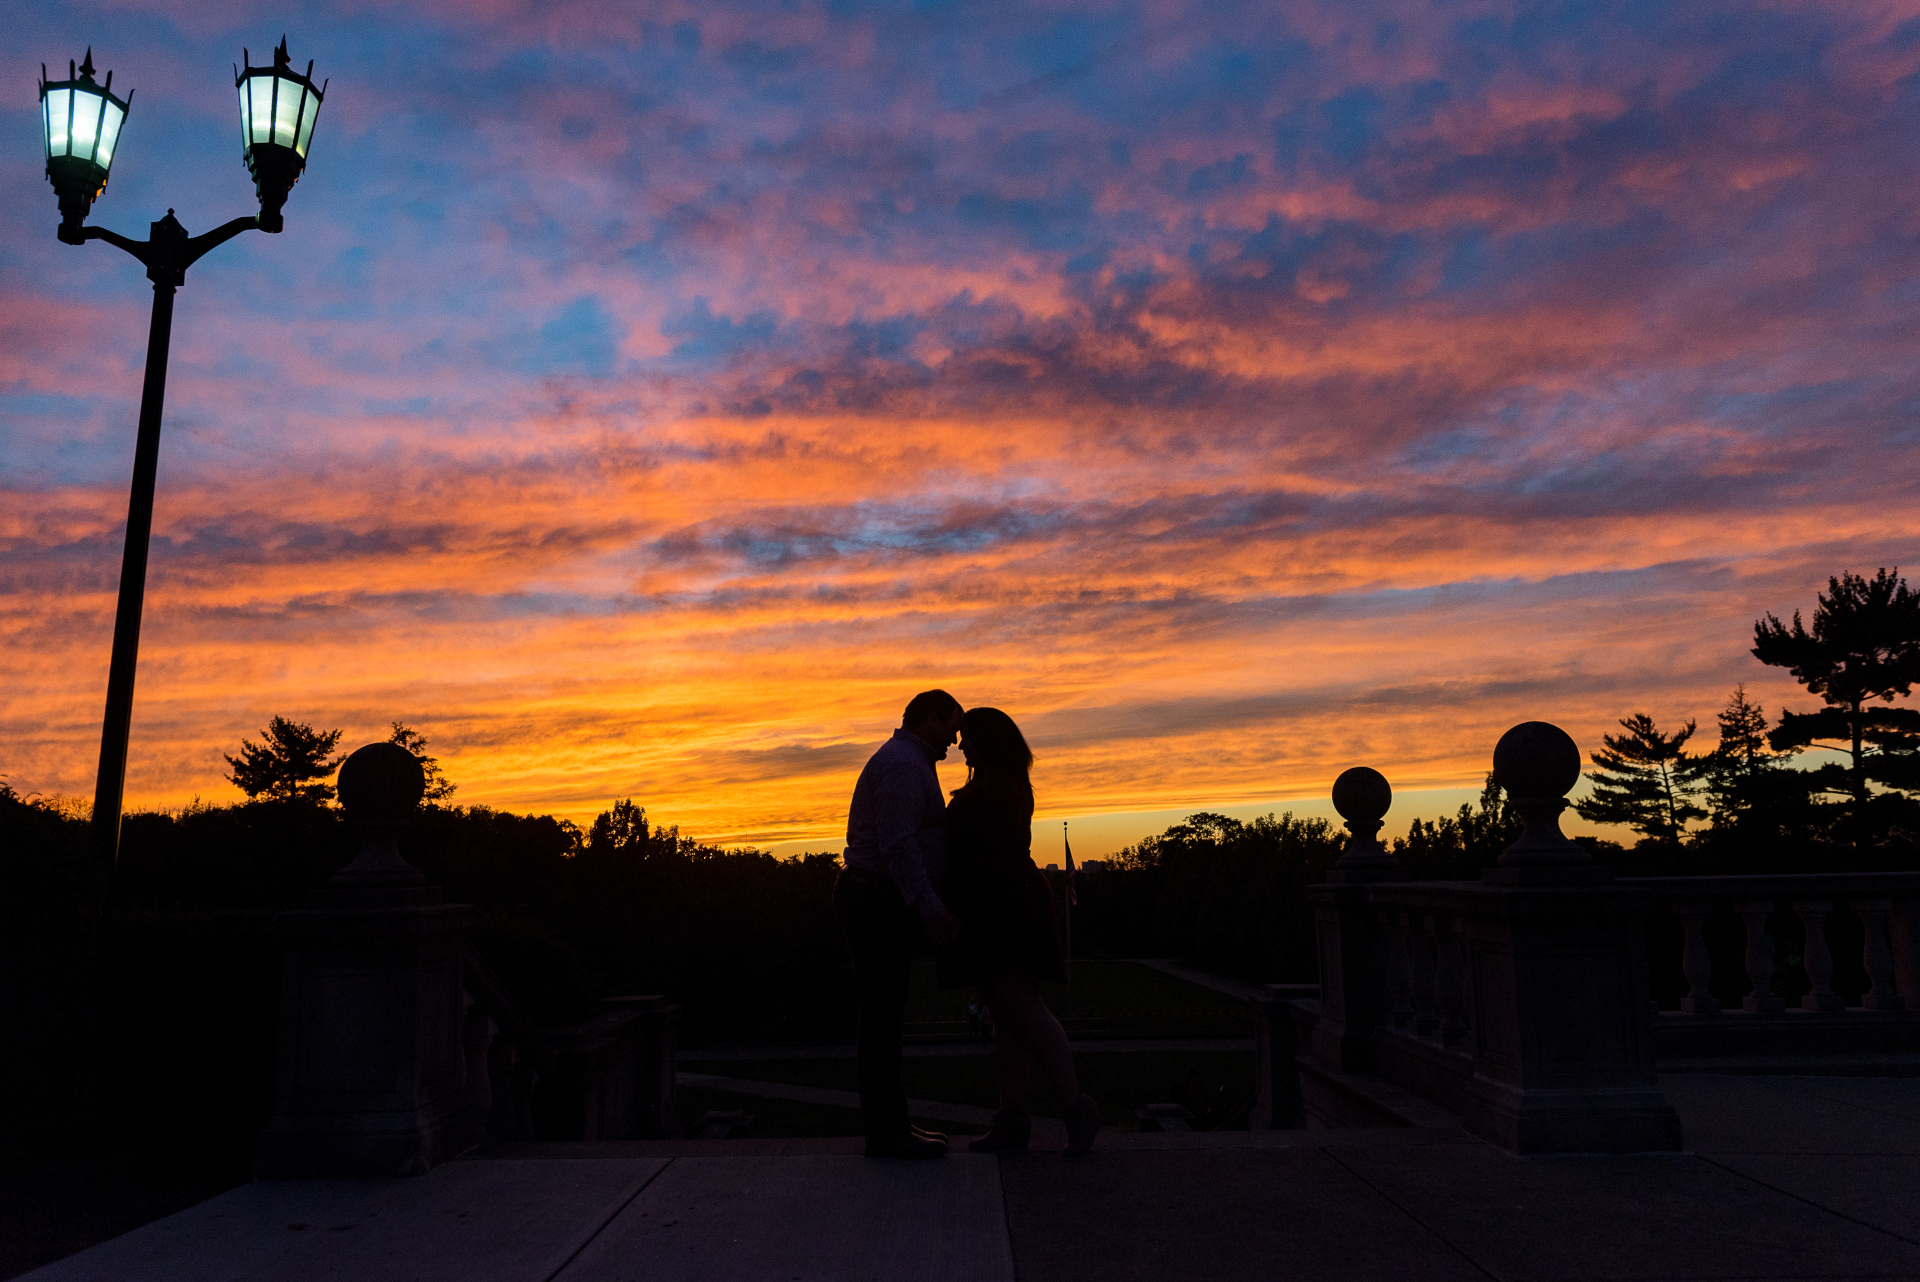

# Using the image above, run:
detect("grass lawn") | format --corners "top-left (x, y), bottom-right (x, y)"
top-left (902, 959), bottom-right (1251, 1037)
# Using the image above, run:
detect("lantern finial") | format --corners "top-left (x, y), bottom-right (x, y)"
top-left (275, 36), bottom-right (291, 68)
top-left (79, 49), bottom-right (96, 81)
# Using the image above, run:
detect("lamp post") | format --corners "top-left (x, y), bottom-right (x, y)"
top-left (42, 40), bottom-right (326, 866)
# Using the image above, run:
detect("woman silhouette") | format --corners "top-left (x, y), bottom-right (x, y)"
top-left (938, 707), bottom-right (1100, 1155)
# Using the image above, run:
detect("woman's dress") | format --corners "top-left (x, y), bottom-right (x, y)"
top-left (937, 774), bottom-right (1066, 987)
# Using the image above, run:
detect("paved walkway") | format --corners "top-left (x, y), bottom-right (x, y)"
top-left (20, 1075), bottom-right (1920, 1281)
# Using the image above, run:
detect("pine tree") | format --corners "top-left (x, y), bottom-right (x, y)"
top-left (1573, 714), bottom-right (1708, 844)
top-left (1753, 568), bottom-right (1920, 803)
top-left (223, 716), bottom-right (346, 804)
top-left (387, 722), bottom-right (457, 802)
top-left (1704, 685), bottom-right (1777, 818)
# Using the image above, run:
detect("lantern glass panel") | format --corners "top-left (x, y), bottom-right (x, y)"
top-left (272, 80), bottom-right (302, 147)
top-left (248, 76), bottom-right (273, 144)
top-left (44, 87), bottom-right (72, 156)
top-left (71, 92), bottom-right (102, 160)
top-left (296, 95), bottom-right (318, 156)
top-left (95, 99), bottom-right (124, 166)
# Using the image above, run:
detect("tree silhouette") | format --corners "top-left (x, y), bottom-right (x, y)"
top-left (223, 717), bottom-right (345, 804)
top-left (387, 722), bottom-right (457, 802)
top-left (1573, 714), bottom-right (1707, 844)
top-left (1394, 774), bottom-right (1522, 877)
top-left (1753, 568), bottom-right (1920, 803)
top-left (1703, 685), bottom-right (1780, 819)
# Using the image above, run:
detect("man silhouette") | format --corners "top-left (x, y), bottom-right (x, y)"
top-left (835, 690), bottom-right (964, 1158)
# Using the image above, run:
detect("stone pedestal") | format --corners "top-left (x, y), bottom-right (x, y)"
top-left (546, 996), bottom-right (683, 1140)
top-left (1308, 883), bottom-right (1394, 1071)
top-left (256, 740), bottom-right (483, 1176)
top-left (256, 885), bottom-right (479, 1176)
top-left (1309, 768), bottom-right (1403, 1071)
top-left (1449, 882), bottom-right (1675, 1153)
top-left (1248, 984), bottom-right (1316, 1128)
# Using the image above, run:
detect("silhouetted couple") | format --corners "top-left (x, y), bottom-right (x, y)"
top-left (834, 689), bottom-right (1099, 1159)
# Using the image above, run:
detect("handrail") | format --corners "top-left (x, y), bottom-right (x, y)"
top-left (1623, 872), bottom-right (1920, 898)
top-left (460, 946), bottom-right (554, 1073)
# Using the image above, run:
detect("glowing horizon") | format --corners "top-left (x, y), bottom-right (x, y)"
top-left (5, 1), bottom-right (1918, 856)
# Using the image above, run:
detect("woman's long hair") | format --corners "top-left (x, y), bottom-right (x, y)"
top-left (955, 706), bottom-right (1034, 804)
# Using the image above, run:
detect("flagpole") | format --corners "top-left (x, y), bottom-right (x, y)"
top-left (1063, 821), bottom-right (1074, 1025)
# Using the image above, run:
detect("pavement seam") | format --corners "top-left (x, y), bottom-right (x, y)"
top-left (1318, 1146), bottom-right (1503, 1282)
top-left (1727, 1072), bottom-right (1920, 1128)
top-left (1692, 1153), bottom-right (1920, 1249)
top-left (993, 1152), bottom-right (1022, 1282)
top-left (538, 1157), bottom-right (675, 1282)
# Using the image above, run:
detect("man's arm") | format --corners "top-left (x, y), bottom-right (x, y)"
top-left (874, 759), bottom-right (948, 921)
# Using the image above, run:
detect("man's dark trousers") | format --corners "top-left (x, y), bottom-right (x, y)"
top-left (833, 867), bottom-right (920, 1140)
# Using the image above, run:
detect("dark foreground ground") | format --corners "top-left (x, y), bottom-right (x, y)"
top-left (0, 958), bottom-right (1256, 1279)
top-left (14, 1073), bottom-right (1920, 1282)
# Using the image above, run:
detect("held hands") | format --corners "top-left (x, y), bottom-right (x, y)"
top-left (923, 909), bottom-right (962, 946)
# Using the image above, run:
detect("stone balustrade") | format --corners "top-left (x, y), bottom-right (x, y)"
top-left (1620, 873), bottom-right (1920, 1069)
top-left (1263, 722), bottom-right (1920, 1152)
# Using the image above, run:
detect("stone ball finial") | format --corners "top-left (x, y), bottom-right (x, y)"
top-left (1491, 721), bottom-right (1581, 799)
top-left (1491, 721), bottom-right (1591, 869)
top-left (331, 742), bottom-right (427, 888)
top-left (337, 742), bottom-right (426, 827)
top-left (1332, 766), bottom-right (1392, 825)
top-left (1327, 765), bottom-right (1399, 880)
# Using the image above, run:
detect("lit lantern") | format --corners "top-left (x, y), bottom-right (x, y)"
top-left (41, 49), bottom-right (131, 244)
top-left (236, 38), bottom-right (324, 233)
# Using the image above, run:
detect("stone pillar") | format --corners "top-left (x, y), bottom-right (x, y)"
top-left (1462, 722), bottom-right (1679, 1153)
top-left (256, 743), bottom-right (479, 1177)
top-left (545, 996), bottom-right (684, 1140)
top-left (1889, 894), bottom-right (1920, 1008)
top-left (1247, 985), bottom-right (1316, 1128)
top-left (603, 995), bottom-right (683, 1140)
top-left (1307, 767), bottom-right (1402, 1071)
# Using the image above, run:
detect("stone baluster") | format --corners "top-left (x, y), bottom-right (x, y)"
top-left (1434, 915), bottom-right (1468, 1049)
top-left (1855, 899), bottom-right (1906, 1011)
top-left (1736, 900), bottom-right (1786, 1013)
top-left (1677, 902), bottom-right (1720, 1014)
top-left (1408, 912), bottom-right (1440, 1037)
top-left (1793, 899), bottom-right (1842, 1012)
top-left (1382, 909), bottom-right (1414, 1031)
top-left (486, 1041), bottom-right (538, 1142)
top-left (462, 998), bottom-right (497, 1148)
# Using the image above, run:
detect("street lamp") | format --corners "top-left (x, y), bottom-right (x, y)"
top-left (41, 39), bottom-right (327, 866)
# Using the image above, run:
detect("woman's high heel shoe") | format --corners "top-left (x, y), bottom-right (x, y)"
top-left (1063, 1092), bottom-right (1101, 1156)
top-left (968, 1105), bottom-right (1032, 1152)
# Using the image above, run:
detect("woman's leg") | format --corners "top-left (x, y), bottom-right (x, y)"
top-left (982, 972), bottom-right (1079, 1107)
top-left (983, 989), bottom-right (1033, 1110)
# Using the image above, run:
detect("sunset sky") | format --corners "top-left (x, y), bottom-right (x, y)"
top-left (5, 0), bottom-right (1918, 857)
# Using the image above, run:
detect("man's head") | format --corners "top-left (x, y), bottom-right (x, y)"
top-left (902, 689), bottom-right (964, 753)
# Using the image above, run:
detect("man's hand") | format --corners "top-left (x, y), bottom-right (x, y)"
top-left (923, 910), bottom-right (961, 946)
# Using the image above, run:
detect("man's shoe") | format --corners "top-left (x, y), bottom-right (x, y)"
top-left (968, 1106), bottom-right (1031, 1152)
top-left (865, 1132), bottom-right (948, 1159)
top-left (910, 1125), bottom-right (949, 1148)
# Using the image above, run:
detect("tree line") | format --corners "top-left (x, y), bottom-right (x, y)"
top-left (1570, 568), bottom-right (1918, 865)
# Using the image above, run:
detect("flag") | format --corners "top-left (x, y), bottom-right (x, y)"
top-left (1064, 823), bottom-right (1077, 907)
